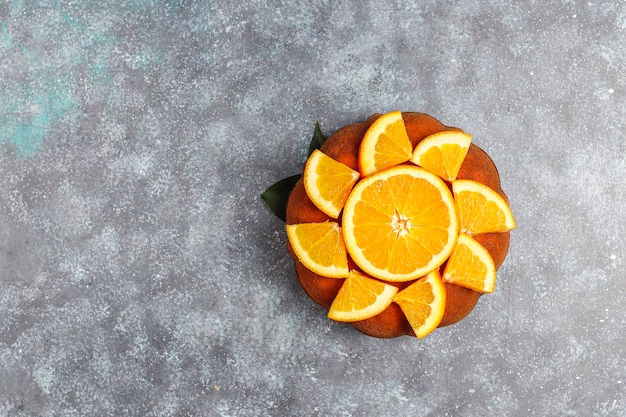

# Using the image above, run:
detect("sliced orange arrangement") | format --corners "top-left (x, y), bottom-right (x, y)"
top-left (286, 221), bottom-right (349, 278)
top-left (328, 270), bottom-right (398, 322)
top-left (452, 179), bottom-right (516, 234)
top-left (303, 149), bottom-right (360, 219)
top-left (282, 111), bottom-right (515, 339)
top-left (342, 165), bottom-right (458, 282)
top-left (443, 234), bottom-right (496, 293)
top-left (410, 130), bottom-right (472, 181)
top-left (393, 270), bottom-right (446, 338)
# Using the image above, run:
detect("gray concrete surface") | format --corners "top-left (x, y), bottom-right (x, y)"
top-left (1, 1), bottom-right (625, 416)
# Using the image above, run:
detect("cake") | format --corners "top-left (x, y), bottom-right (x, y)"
top-left (271, 111), bottom-right (514, 339)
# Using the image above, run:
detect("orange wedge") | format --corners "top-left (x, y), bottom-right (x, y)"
top-left (342, 165), bottom-right (458, 282)
top-left (358, 111), bottom-right (412, 176)
top-left (443, 233), bottom-right (496, 293)
top-left (410, 130), bottom-right (472, 181)
top-left (393, 270), bottom-right (446, 338)
top-left (303, 149), bottom-right (360, 219)
top-left (452, 179), bottom-right (516, 234)
top-left (327, 270), bottom-right (398, 322)
top-left (286, 221), bottom-right (349, 278)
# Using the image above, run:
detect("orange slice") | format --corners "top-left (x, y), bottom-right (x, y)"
top-left (410, 130), bottom-right (472, 181)
top-left (393, 270), bottom-right (446, 338)
top-left (286, 221), bottom-right (349, 278)
top-left (342, 165), bottom-right (458, 282)
top-left (358, 111), bottom-right (412, 176)
top-left (303, 149), bottom-right (360, 219)
top-left (443, 233), bottom-right (496, 293)
top-left (452, 179), bottom-right (516, 234)
top-left (327, 270), bottom-right (398, 322)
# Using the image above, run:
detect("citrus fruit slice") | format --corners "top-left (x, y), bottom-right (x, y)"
top-left (443, 233), bottom-right (496, 293)
top-left (286, 221), bottom-right (349, 278)
top-left (393, 270), bottom-right (446, 338)
top-left (342, 165), bottom-right (458, 282)
top-left (358, 111), bottom-right (412, 176)
top-left (303, 149), bottom-right (360, 219)
top-left (327, 270), bottom-right (398, 322)
top-left (452, 179), bottom-right (516, 234)
top-left (410, 130), bottom-right (472, 181)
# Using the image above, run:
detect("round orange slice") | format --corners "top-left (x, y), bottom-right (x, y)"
top-left (393, 270), bottom-right (446, 338)
top-left (303, 149), bottom-right (360, 219)
top-left (286, 221), bottom-right (349, 278)
top-left (358, 111), bottom-right (412, 177)
top-left (452, 179), bottom-right (516, 234)
top-left (342, 165), bottom-right (459, 282)
top-left (443, 233), bottom-right (496, 293)
top-left (410, 130), bottom-right (472, 181)
top-left (327, 270), bottom-right (398, 322)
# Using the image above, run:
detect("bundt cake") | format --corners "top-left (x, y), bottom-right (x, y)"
top-left (268, 111), bottom-right (514, 339)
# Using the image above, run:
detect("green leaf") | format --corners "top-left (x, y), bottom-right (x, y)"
top-left (261, 174), bottom-right (301, 222)
top-left (307, 122), bottom-right (327, 156)
top-left (262, 122), bottom-right (327, 221)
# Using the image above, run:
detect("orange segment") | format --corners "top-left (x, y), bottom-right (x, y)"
top-left (443, 233), bottom-right (496, 293)
top-left (327, 270), bottom-right (398, 322)
top-left (393, 270), bottom-right (446, 338)
top-left (303, 149), bottom-right (360, 219)
top-left (358, 111), bottom-right (412, 176)
top-left (286, 222), bottom-right (349, 278)
top-left (452, 179), bottom-right (516, 234)
top-left (410, 130), bottom-right (472, 181)
top-left (342, 165), bottom-right (458, 282)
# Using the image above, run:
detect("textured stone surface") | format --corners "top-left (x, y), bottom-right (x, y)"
top-left (1, 1), bottom-right (625, 416)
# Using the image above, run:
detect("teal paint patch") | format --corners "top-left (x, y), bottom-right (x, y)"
top-left (0, 4), bottom-right (119, 159)
top-left (0, 3), bottom-right (129, 159)
top-left (0, 76), bottom-right (75, 158)
top-left (0, 22), bottom-right (12, 47)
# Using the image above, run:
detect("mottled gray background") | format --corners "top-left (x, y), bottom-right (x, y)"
top-left (0, 1), bottom-right (624, 416)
